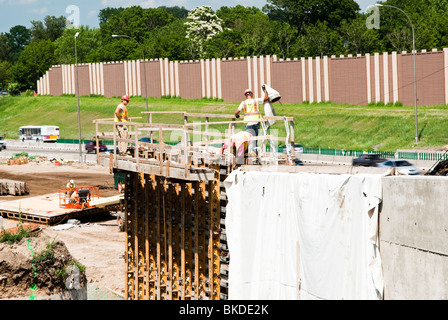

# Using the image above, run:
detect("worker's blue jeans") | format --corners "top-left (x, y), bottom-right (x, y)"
top-left (245, 123), bottom-right (259, 152)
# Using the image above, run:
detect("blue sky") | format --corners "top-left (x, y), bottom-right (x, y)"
top-left (0, 0), bottom-right (379, 34)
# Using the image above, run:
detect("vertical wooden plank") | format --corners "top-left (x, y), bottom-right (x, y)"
top-left (181, 182), bottom-right (186, 299)
top-left (133, 173), bottom-right (139, 300)
top-left (208, 163), bottom-right (221, 299)
top-left (156, 176), bottom-right (162, 299)
top-left (197, 177), bottom-right (207, 299)
top-left (125, 172), bottom-right (135, 300)
top-left (171, 182), bottom-right (180, 300)
top-left (166, 181), bottom-right (173, 300)
top-left (147, 174), bottom-right (157, 300)
top-left (160, 177), bottom-right (168, 300)
top-left (182, 182), bottom-right (193, 299)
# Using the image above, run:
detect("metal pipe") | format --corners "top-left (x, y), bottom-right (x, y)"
top-left (75, 31), bottom-right (82, 162)
top-left (376, 4), bottom-right (418, 144)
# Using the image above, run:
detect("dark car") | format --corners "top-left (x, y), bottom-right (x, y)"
top-left (352, 153), bottom-right (387, 167)
top-left (85, 140), bottom-right (107, 153)
top-left (139, 137), bottom-right (158, 143)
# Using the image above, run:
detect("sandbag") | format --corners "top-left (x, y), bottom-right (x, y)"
top-left (262, 84), bottom-right (280, 127)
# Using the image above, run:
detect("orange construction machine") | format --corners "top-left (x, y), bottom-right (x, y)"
top-left (59, 186), bottom-right (99, 209)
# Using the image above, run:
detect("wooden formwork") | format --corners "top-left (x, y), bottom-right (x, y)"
top-left (95, 111), bottom-right (296, 300)
top-left (122, 162), bottom-right (230, 300)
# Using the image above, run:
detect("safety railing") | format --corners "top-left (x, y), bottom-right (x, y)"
top-left (92, 111), bottom-right (296, 172)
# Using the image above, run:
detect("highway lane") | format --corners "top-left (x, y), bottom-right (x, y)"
top-left (0, 141), bottom-right (101, 163)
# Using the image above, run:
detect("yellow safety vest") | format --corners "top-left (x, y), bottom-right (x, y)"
top-left (243, 99), bottom-right (261, 122)
top-left (114, 104), bottom-right (129, 122)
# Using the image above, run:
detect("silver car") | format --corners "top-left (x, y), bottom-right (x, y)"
top-left (377, 159), bottom-right (420, 175)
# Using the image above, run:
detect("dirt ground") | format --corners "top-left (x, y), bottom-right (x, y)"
top-left (0, 160), bottom-right (126, 299)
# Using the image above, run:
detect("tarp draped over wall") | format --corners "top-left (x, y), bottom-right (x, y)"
top-left (224, 170), bottom-right (384, 300)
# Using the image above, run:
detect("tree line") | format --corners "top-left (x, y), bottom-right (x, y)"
top-left (1, 0), bottom-right (448, 92)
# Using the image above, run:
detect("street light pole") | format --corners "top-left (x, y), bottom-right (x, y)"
top-left (75, 31), bottom-right (83, 163)
top-left (112, 35), bottom-right (149, 123)
top-left (376, 4), bottom-right (418, 144)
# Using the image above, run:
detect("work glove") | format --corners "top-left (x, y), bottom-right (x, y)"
top-left (261, 85), bottom-right (266, 91)
top-left (235, 113), bottom-right (240, 119)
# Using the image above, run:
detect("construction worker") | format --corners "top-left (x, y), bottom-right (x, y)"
top-left (234, 87), bottom-right (269, 156)
top-left (114, 95), bottom-right (130, 156)
top-left (221, 131), bottom-right (253, 165)
top-left (67, 179), bottom-right (76, 203)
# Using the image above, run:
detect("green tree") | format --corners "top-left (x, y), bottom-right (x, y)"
top-left (98, 7), bottom-right (125, 25)
top-left (30, 16), bottom-right (66, 42)
top-left (206, 28), bottom-right (246, 59)
top-left (9, 39), bottom-right (55, 90)
top-left (340, 15), bottom-right (384, 55)
top-left (217, 5), bottom-right (264, 28)
top-left (158, 6), bottom-right (189, 19)
top-left (54, 27), bottom-right (102, 64)
top-left (7, 25), bottom-right (31, 62)
top-left (145, 20), bottom-right (190, 60)
top-left (303, 21), bottom-right (342, 58)
top-left (270, 21), bottom-right (298, 59)
top-left (0, 60), bottom-right (11, 88)
top-left (185, 6), bottom-right (224, 59)
top-left (0, 33), bottom-right (10, 61)
top-left (265, 0), bottom-right (360, 35)
top-left (100, 6), bottom-right (174, 44)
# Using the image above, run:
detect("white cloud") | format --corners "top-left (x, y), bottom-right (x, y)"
top-left (88, 10), bottom-right (97, 18)
top-left (30, 7), bottom-right (48, 14)
top-left (101, 0), bottom-right (155, 8)
top-left (8, 0), bottom-right (38, 5)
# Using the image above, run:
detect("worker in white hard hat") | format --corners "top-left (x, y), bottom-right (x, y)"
top-left (221, 131), bottom-right (253, 165)
top-left (67, 179), bottom-right (76, 203)
top-left (234, 88), bottom-right (269, 156)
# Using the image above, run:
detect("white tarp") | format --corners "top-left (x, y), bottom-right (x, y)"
top-left (224, 170), bottom-right (383, 300)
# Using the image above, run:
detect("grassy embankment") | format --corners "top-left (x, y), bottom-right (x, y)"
top-left (1, 94), bottom-right (448, 152)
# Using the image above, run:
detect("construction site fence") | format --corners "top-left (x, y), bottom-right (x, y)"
top-left (280, 147), bottom-right (448, 162)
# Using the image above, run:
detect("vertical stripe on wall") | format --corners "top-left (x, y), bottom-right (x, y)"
top-left (301, 57), bottom-right (307, 102)
top-left (266, 55), bottom-right (271, 87)
top-left (164, 58), bottom-right (169, 97)
top-left (323, 56), bottom-right (329, 102)
top-left (383, 52), bottom-right (389, 104)
top-left (366, 54), bottom-right (371, 104)
top-left (211, 59), bottom-right (217, 99)
top-left (200, 59), bottom-right (205, 98)
top-left (444, 48), bottom-right (448, 104)
top-left (391, 52), bottom-right (398, 103)
top-left (308, 57), bottom-right (314, 103)
top-left (205, 59), bottom-right (210, 98)
top-left (71, 65), bottom-right (75, 95)
top-left (136, 61), bottom-right (141, 97)
top-left (123, 61), bottom-right (129, 95)
top-left (217, 58), bottom-right (222, 99)
top-left (169, 60), bottom-right (175, 96)
top-left (374, 53), bottom-right (381, 103)
top-left (253, 56), bottom-right (259, 97)
top-left (247, 56), bottom-right (252, 91)
top-left (131, 61), bottom-right (137, 96)
top-left (175, 61), bottom-right (180, 97)
top-left (159, 59), bottom-right (165, 97)
top-left (316, 57), bottom-right (321, 103)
